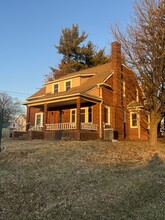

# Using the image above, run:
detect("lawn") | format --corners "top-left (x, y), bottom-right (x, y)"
top-left (0, 139), bottom-right (165, 220)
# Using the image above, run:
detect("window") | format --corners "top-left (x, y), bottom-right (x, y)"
top-left (70, 109), bottom-right (76, 123)
top-left (70, 107), bottom-right (92, 123)
top-left (54, 84), bottom-right (59, 93)
top-left (65, 81), bottom-right (71, 91)
top-left (88, 107), bottom-right (92, 123)
top-left (35, 113), bottom-right (44, 126)
top-left (130, 112), bottom-right (138, 128)
top-left (104, 106), bottom-right (110, 125)
top-left (80, 109), bottom-right (86, 123)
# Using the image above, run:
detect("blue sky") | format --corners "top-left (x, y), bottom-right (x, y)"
top-left (0, 0), bottom-right (134, 102)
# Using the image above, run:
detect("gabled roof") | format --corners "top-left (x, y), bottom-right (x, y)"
top-left (127, 101), bottom-right (143, 108)
top-left (24, 62), bottom-right (113, 104)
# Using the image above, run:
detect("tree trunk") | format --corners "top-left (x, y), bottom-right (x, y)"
top-left (149, 110), bottom-right (160, 150)
top-left (149, 122), bottom-right (158, 150)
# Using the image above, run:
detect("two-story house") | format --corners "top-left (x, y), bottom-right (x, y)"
top-left (20, 42), bottom-right (149, 141)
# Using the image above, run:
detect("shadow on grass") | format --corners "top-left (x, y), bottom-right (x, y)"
top-left (106, 153), bottom-right (165, 220)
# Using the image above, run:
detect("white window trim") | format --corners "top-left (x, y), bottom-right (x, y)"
top-left (88, 106), bottom-right (93, 123)
top-left (35, 113), bottom-right (44, 127)
top-left (64, 80), bottom-right (72, 91)
top-left (80, 107), bottom-right (88, 123)
top-left (70, 109), bottom-right (77, 123)
top-left (52, 83), bottom-right (60, 93)
top-left (130, 112), bottom-right (138, 128)
top-left (70, 107), bottom-right (93, 123)
top-left (104, 106), bottom-right (110, 125)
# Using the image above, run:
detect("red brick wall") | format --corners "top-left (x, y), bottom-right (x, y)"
top-left (28, 106), bottom-right (43, 127)
top-left (28, 131), bottom-right (44, 140)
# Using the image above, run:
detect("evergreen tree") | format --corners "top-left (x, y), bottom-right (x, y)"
top-left (45, 24), bottom-right (109, 81)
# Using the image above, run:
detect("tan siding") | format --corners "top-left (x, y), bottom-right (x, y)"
top-left (86, 87), bottom-right (100, 98)
top-left (72, 77), bottom-right (80, 87)
top-left (46, 84), bottom-right (52, 93)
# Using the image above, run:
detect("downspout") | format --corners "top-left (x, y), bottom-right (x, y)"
top-left (99, 101), bottom-right (103, 139)
top-left (138, 111), bottom-right (141, 139)
top-left (99, 85), bottom-right (103, 139)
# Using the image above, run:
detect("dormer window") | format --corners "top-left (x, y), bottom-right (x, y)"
top-left (65, 81), bottom-right (71, 91)
top-left (54, 84), bottom-right (59, 93)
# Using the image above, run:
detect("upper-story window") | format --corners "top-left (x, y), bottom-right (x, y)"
top-left (54, 84), bottom-right (59, 93)
top-left (65, 81), bottom-right (71, 91)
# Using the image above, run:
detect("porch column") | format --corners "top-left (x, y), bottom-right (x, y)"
top-left (26, 106), bottom-right (30, 131)
top-left (44, 104), bottom-right (48, 130)
top-left (76, 98), bottom-right (81, 130)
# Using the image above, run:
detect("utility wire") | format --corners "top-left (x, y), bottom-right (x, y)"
top-left (0, 89), bottom-right (31, 97)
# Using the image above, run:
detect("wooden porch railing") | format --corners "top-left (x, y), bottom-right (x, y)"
top-left (29, 126), bottom-right (43, 131)
top-left (46, 123), bottom-right (76, 130)
top-left (81, 123), bottom-right (98, 130)
top-left (45, 123), bottom-right (98, 131)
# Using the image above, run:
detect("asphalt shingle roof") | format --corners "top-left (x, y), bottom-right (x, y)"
top-left (26, 62), bottom-right (113, 102)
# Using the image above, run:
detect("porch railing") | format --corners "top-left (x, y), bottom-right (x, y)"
top-left (81, 123), bottom-right (98, 130)
top-left (45, 123), bottom-right (98, 131)
top-left (29, 126), bottom-right (43, 131)
top-left (46, 123), bottom-right (76, 130)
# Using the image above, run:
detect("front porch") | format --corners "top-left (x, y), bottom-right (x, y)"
top-left (27, 122), bottom-right (99, 141)
top-left (25, 96), bottom-right (104, 140)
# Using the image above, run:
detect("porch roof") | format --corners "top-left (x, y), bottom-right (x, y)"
top-left (24, 62), bottom-right (113, 105)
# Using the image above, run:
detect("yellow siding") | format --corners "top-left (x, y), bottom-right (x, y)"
top-left (72, 77), bottom-right (80, 87)
top-left (46, 77), bottom-right (82, 94)
top-left (46, 84), bottom-right (52, 93)
top-left (45, 75), bottom-right (94, 94)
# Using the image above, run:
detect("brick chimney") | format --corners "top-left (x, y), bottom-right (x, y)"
top-left (111, 42), bottom-right (124, 140)
top-left (111, 41), bottom-right (122, 105)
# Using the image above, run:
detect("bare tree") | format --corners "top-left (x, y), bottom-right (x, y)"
top-left (111, 0), bottom-right (165, 148)
top-left (0, 92), bottom-right (22, 123)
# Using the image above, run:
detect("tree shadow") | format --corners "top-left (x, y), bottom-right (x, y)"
top-left (146, 152), bottom-right (165, 169)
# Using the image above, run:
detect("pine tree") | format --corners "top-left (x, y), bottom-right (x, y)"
top-left (46, 24), bottom-right (109, 80)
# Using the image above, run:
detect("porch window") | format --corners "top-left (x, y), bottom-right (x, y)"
top-left (81, 109), bottom-right (86, 123)
top-left (88, 107), bottom-right (92, 123)
top-left (54, 84), bottom-right (59, 93)
top-left (104, 106), bottom-right (110, 125)
top-left (70, 107), bottom-right (93, 123)
top-left (130, 112), bottom-right (138, 128)
top-left (35, 113), bottom-right (44, 127)
top-left (70, 109), bottom-right (76, 123)
top-left (65, 81), bottom-right (71, 91)
top-left (81, 107), bottom-right (93, 123)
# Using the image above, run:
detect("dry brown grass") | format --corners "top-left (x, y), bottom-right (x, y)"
top-left (0, 138), bottom-right (165, 220)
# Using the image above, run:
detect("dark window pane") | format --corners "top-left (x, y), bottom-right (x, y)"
top-left (66, 81), bottom-right (71, 91)
top-left (54, 84), bottom-right (58, 93)
top-left (88, 107), bottom-right (92, 123)
top-left (80, 109), bottom-right (85, 123)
